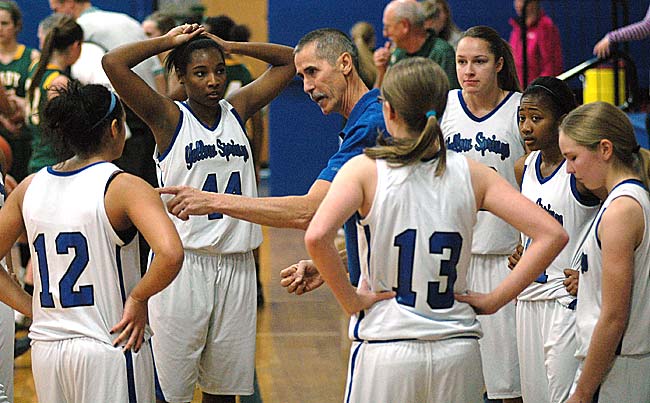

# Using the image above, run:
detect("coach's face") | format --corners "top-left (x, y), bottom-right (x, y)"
top-left (49, 0), bottom-right (75, 15)
top-left (294, 42), bottom-right (348, 116)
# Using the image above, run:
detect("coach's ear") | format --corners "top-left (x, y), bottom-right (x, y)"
top-left (337, 52), bottom-right (353, 76)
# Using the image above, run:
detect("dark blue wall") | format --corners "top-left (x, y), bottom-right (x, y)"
top-left (268, 0), bottom-right (649, 196)
top-left (14, 1), bottom-right (153, 50)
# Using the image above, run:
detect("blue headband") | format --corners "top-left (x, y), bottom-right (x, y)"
top-left (90, 92), bottom-right (117, 131)
top-left (426, 110), bottom-right (437, 119)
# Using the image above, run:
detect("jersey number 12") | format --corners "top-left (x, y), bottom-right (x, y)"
top-left (34, 232), bottom-right (93, 308)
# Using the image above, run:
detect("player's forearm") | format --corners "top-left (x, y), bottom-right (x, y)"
top-left (306, 236), bottom-right (360, 315)
top-left (226, 41), bottom-right (295, 68)
top-left (491, 230), bottom-right (567, 308)
top-left (574, 316), bottom-right (627, 399)
top-left (104, 35), bottom-right (175, 72)
top-left (211, 193), bottom-right (318, 230)
top-left (130, 247), bottom-right (183, 302)
top-left (0, 270), bottom-right (31, 317)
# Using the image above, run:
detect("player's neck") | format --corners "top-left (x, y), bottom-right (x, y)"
top-left (463, 87), bottom-right (507, 117)
top-left (0, 40), bottom-right (18, 56)
top-left (53, 155), bottom-right (108, 172)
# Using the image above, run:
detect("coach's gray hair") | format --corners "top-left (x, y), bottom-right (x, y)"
top-left (391, 0), bottom-right (426, 29)
top-left (294, 28), bottom-right (360, 73)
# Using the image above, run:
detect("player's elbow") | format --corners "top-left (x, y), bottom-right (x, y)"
top-left (304, 224), bottom-right (332, 256)
top-left (549, 226), bottom-right (569, 256)
top-left (154, 239), bottom-right (185, 277)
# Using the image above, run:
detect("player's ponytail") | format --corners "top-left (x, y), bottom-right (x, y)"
top-left (28, 14), bottom-right (82, 102)
top-left (365, 57), bottom-right (449, 175)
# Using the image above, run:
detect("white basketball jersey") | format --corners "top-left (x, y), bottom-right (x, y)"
top-left (23, 162), bottom-right (145, 344)
top-left (441, 90), bottom-right (524, 254)
top-left (519, 151), bottom-right (600, 301)
top-left (350, 152), bottom-right (482, 341)
top-left (575, 180), bottom-right (650, 358)
top-left (155, 100), bottom-right (262, 254)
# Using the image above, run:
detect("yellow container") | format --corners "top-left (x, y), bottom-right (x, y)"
top-left (583, 67), bottom-right (626, 105)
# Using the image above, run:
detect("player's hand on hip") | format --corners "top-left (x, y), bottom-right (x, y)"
top-left (354, 278), bottom-right (395, 313)
top-left (563, 268), bottom-right (579, 296)
top-left (280, 259), bottom-right (324, 295)
top-left (158, 185), bottom-right (217, 220)
top-left (110, 295), bottom-right (148, 353)
top-left (455, 291), bottom-right (500, 315)
top-left (508, 243), bottom-right (523, 270)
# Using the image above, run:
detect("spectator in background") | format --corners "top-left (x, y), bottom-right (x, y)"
top-left (350, 21), bottom-right (378, 89)
top-left (593, 3), bottom-right (650, 144)
top-left (593, 4), bottom-right (650, 59)
top-left (508, 0), bottom-right (563, 87)
top-left (373, 0), bottom-right (458, 89)
top-left (421, 0), bottom-right (463, 50)
top-left (0, 0), bottom-right (39, 183)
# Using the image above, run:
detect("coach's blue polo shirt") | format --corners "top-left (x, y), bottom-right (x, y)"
top-left (317, 88), bottom-right (386, 286)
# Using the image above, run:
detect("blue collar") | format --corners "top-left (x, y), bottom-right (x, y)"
top-left (341, 88), bottom-right (381, 139)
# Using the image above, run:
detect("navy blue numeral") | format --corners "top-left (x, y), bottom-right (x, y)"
top-left (394, 230), bottom-right (417, 306)
top-left (34, 232), bottom-right (93, 308)
top-left (201, 171), bottom-right (242, 220)
top-left (33, 234), bottom-right (54, 308)
top-left (393, 229), bottom-right (462, 310)
top-left (428, 232), bottom-right (461, 309)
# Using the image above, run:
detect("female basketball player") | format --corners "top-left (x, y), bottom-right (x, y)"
top-left (512, 77), bottom-right (600, 403)
top-left (439, 25), bottom-right (525, 403)
top-left (304, 57), bottom-right (568, 403)
top-left (26, 14), bottom-right (83, 174)
top-left (560, 102), bottom-right (650, 403)
top-left (102, 23), bottom-right (295, 403)
top-left (0, 81), bottom-right (183, 402)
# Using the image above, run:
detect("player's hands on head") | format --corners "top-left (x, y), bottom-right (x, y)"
top-left (110, 295), bottom-right (148, 353)
top-left (280, 259), bottom-right (324, 295)
top-left (158, 186), bottom-right (217, 221)
top-left (563, 268), bottom-right (579, 296)
top-left (202, 32), bottom-right (230, 54)
top-left (166, 23), bottom-right (205, 47)
top-left (508, 243), bottom-right (523, 270)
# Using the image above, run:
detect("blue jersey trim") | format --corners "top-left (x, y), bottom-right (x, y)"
top-left (229, 106), bottom-right (247, 135)
top-left (363, 224), bottom-right (371, 278)
top-left (612, 178), bottom-right (646, 191)
top-left (152, 349), bottom-right (167, 402)
top-left (180, 101), bottom-right (221, 131)
top-left (345, 342), bottom-right (363, 403)
top-left (353, 310), bottom-right (365, 341)
top-left (570, 175), bottom-right (601, 207)
top-left (346, 215), bottom-right (361, 287)
top-left (458, 90), bottom-right (516, 122)
top-left (115, 245), bottom-right (127, 304)
top-left (124, 350), bottom-right (137, 403)
top-left (535, 153), bottom-right (565, 184)
top-left (46, 160), bottom-right (109, 176)
top-left (157, 109), bottom-right (184, 162)
top-left (595, 207), bottom-right (606, 249)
